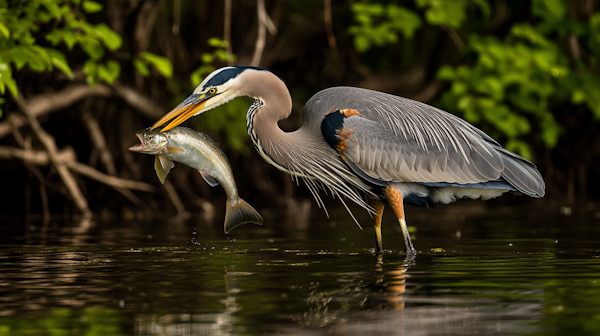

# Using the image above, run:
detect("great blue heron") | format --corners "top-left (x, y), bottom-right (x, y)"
top-left (151, 66), bottom-right (545, 254)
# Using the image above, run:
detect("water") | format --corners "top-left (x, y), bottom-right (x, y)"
top-left (1, 204), bottom-right (600, 335)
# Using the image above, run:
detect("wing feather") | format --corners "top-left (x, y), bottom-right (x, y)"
top-left (309, 87), bottom-right (544, 196)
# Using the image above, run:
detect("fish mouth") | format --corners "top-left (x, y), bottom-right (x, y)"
top-left (128, 134), bottom-right (148, 152)
top-left (151, 94), bottom-right (208, 132)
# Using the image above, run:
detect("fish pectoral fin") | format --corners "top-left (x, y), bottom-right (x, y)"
top-left (167, 146), bottom-right (185, 153)
top-left (155, 155), bottom-right (175, 184)
top-left (200, 171), bottom-right (219, 187)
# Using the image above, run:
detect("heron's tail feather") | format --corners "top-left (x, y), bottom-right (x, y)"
top-left (497, 148), bottom-right (545, 198)
top-left (224, 199), bottom-right (263, 233)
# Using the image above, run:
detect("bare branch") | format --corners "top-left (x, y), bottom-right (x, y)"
top-left (251, 0), bottom-right (277, 67)
top-left (15, 94), bottom-right (91, 217)
top-left (0, 84), bottom-right (111, 139)
top-left (0, 145), bottom-right (155, 193)
top-left (112, 83), bottom-right (166, 119)
top-left (323, 0), bottom-right (338, 51)
top-left (163, 180), bottom-right (186, 216)
top-left (441, 24), bottom-right (465, 51)
top-left (82, 110), bottom-right (117, 175)
top-left (68, 161), bottom-right (155, 193)
top-left (224, 0), bottom-right (234, 65)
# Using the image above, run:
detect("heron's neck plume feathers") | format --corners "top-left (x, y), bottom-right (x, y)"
top-left (241, 69), bottom-right (375, 217)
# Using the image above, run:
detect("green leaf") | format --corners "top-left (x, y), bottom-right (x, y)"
top-left (97, 60), bottom-right (120, 84)
top-left (532, 0), bottom-right (566, 22)
top-left (83, 60), bottom-right (98, 86)
top-left (82, 1), bottom-right (103, 13)
top-left (0, 23), bottom-right (9, 39)
top-left (572, 90), bottom-right (586, 104)
top-left (540, 113), bottom-right (560, 148)
top-left (94, 23), bottom-right (122, 51)
top-left (505, 139), bottom-right (533, 161)
top-left (134, 59), bottom-right (150, 77)
top-left (471, 0), bottom-right (491, 17)
top-left (208, 37), bottom-right (228, 48)
top-left (416, 0), bottom-right (468, 28)
top-left (387, 5), bottom-right (422, 39)
top-left (437, 66), bottom-right (456, 80)
top-left (81, 39), bottom-right (104, 60)
top-left (140, 52), bottom-right (173, 78)
top-left (47, 48), bottom-right (73, 79)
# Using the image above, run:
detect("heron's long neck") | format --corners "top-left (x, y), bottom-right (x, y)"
top-left (244, 72), bottom-right (309, 175)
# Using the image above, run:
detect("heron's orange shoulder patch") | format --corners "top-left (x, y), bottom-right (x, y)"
top-left (339, 109), bottom-right (360, 117)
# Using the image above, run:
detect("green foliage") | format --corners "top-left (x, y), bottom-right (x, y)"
top-left (190, 38), bottom-right (234, 86)
top-left (350, 0), bottom-right (600, 160)
top-left (134, 52), bottom-right (173, 78)
top-left (0, 307), bottom-right (125, 336)
top-left (194, 96), bottom-right (253, 153)
top-left (349, 3), bottom-right (422, 53)
top-left (0, 0), bottom-right (123, 112)
top-left (437, 26), bottom-right (566, 157)
top-left (415, 0), bottom-right (490, 28)
top-left (349, 0), bottom-right (489, 53)
top-left (436, 0), bottom-right (600, 158)
top-left (188, 38), bottom-right (247, 152)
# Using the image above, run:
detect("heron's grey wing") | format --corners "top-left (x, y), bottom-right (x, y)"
top-left (312, 87), bottom-right (545, 197)
top-left (326, 113), bottom-right (502, 184)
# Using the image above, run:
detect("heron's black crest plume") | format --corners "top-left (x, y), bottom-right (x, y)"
top-left (202, 66), bottom-right (270, 90)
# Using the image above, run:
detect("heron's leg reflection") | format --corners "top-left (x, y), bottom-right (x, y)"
top-left (366, 197), bottom-right (385, 254)
top-left (382, 187), bottom-right (416, 255)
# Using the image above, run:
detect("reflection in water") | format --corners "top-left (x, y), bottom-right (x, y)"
top-left (2, 214), bottom-right (600, 335)
top-left (134, 267), bottom-right (243, 336)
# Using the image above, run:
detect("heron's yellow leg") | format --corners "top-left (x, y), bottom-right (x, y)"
top-left (366, 197), bottom-right (385, 253)
top-left (382, 187), bottom-right (416, 254)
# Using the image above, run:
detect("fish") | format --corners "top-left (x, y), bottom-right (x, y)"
top-left (129, 126), bottom-right (263, 233)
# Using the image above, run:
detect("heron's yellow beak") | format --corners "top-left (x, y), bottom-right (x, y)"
top-left (151, 94), bottom-right (208, 132)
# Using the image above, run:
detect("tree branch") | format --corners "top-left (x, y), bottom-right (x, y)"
top-left (0, 84), bottom-right (111, 139)
top-left (0, 145), bottom-right (155, 193)
top-left (112, 83), bottom-right (166, 119)
top-left (15, 94), bottom-right (91, 218)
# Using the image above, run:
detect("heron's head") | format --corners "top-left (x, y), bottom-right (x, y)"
top-left (151, 66), bottom-right (268, 131)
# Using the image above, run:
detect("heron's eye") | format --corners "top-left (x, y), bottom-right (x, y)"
top-left (208, 88), bottom-right (217, 94)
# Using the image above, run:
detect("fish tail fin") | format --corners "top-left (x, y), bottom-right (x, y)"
top-left (224, 199), bottom-right (263, 233)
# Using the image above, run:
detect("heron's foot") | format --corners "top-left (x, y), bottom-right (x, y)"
top-left (399, 218), bottom-right (416, 254)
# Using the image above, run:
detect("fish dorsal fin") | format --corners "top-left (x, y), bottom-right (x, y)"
top-left (200, 171), bottom-right (219, 187)
top-left (155, 155), bottom-right (174, 184)
top-left (168, 146), bottom-right (184, 153)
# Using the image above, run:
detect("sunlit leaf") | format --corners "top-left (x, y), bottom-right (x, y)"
top-left (95, 23), bottom-right (122, 51)
top-left (134, 59), bottom-right (150, 77)
top-left (83, 60), bottom-right (98, 86)
top-left (82, 1), bottom-right (103, 13)
top-left (416, 0), bottom-right (468, 28)
top-left (97, 60), bottom-right (120, 84)
top-left (505, 139), bottom-right (533, 161)
top-left (81, 39), bottom-right (104, 60)
top-left (140, 52), bottom-right (172, 78)
top-left (47, 48), bottom-right (73, 79)
top-left (532, 0), bottom-right (566, 21)
top-left (0, 23), bottom-right (9, 39)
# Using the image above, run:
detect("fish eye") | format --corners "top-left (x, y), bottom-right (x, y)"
top-left (149, 135), bottom-right (153, 140)
top-left (208, 88), bottom-right (217, 94)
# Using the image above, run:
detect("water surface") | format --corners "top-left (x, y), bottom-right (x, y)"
top-left (1, 205), bottom-right (599, 335)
